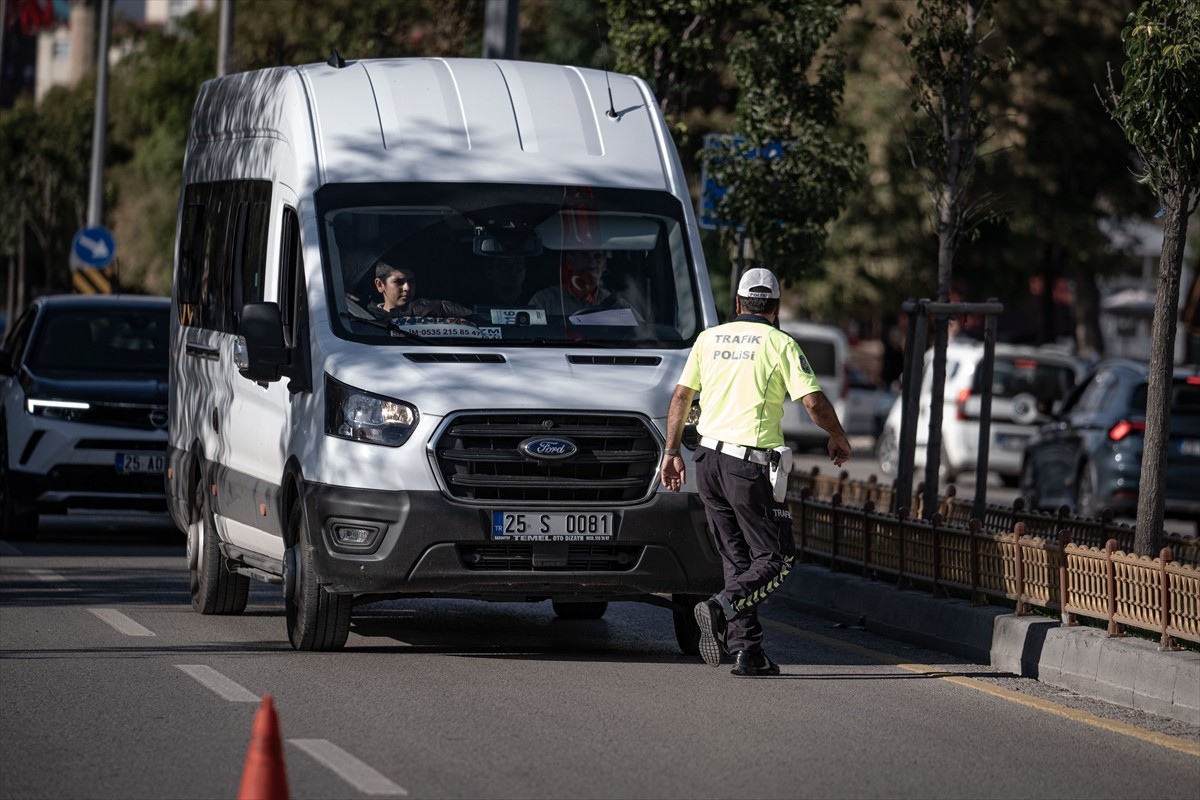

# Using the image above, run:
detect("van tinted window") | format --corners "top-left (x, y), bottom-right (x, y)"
top-left (973, 356), bottom-right (1077, 405)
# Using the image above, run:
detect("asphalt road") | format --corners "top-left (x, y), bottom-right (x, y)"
top-left (1, 514), bottom-right (1197, 800)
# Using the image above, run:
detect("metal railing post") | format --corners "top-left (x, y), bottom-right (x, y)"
top-left (1105, 539), bottom-right (1124, 637)
top-left (1057, 529), bottom-right (1076, 626)
top-left (1014, 522), bottom-right (1028, 616)
top-left (1159, 547), bottom-right (1178, 651)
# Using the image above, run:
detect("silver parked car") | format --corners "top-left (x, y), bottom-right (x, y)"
top-left (0, 294), bottom-right (171, 539)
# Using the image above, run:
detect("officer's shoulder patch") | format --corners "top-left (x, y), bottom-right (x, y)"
top-left (798, 354), bottom-right (813, 375)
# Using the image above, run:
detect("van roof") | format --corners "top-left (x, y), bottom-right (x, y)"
top-left (189, 58), bottom-right (679, 190)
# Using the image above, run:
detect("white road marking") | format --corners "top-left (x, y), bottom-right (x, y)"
top-left (0, 540), bottom-right (22, 556)
top-left (88, 608), bottom-right (155, 636)
top-left (28, 568), bottom-right (66, 582)
top-left (175, 665), bottom-right (260, 702)
top-left (290, 739), bottom-right (408, 797)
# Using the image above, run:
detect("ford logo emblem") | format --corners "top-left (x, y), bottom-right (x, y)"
top-left (518, 436), bottom-right (578, 461)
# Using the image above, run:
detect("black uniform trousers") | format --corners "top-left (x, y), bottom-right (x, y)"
top-left (694, 445), bottom-right (796, 654)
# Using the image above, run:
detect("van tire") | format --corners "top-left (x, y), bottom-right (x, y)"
top-left (284, 495), bottom-right (351, 651)
top-left (672, 593), bottom-right (706, 656)
top-left (551, 600), bottom-right (608, 619)
top-left (0, 425), bottom-right (37, 541)
top-left (189, 476), bottom-right (249, 615)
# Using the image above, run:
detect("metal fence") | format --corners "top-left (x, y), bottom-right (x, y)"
top-left (787, 468), bottom-right (1200, 649)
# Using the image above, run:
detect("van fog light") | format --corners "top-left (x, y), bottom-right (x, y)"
top-left (331, 523), bottom-right (382, 550)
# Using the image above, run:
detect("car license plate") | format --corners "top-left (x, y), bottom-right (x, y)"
top-left (492, 511), bottom-right (615, 541)
top-left (115, 453), bottom-right (165, 475)
top-left (996, 434), bottom-right (1029, 452)
top-left (1179, 439), bottom-right (1200, 457)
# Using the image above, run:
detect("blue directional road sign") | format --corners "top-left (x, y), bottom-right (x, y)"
top-left (72, 226), bottom-right (117, 269)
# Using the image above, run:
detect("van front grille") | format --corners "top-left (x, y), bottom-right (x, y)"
top-left (458, 543), bottom-right (643, 571)
top-left (432, 412), bottom-right (660, 504)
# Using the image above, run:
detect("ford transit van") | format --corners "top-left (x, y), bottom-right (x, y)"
top-left (166, 57), bottom-right (722, 651)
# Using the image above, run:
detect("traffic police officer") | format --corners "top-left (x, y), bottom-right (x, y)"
top-left (661, 268), bottom-right (851, 675)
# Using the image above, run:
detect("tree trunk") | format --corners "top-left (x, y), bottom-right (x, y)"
top-left (923, 217), bottom-right (956, 517)
top-left (1071, 266), bottom-right (1104, 360)
top-left (1133, 188), bottom-right (1188, 555)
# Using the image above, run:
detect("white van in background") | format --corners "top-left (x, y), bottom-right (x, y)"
top-left (166, 57), bottom-right (723, 651)
top-left (778, 320), bottom-right (848, 449)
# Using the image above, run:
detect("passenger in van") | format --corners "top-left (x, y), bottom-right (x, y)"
top-left (371, 258), bottom-right (471, 319)
top-left (527, 250), bottom-right (637, 320)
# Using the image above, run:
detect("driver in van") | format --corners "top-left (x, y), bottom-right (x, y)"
top-left (372, 258), bottom-right (471, 319)
top-left (527, 250), bottom-right (636, 319)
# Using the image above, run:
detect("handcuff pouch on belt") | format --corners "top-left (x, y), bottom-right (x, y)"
top-left (768, 445), bottom-right (793, 503)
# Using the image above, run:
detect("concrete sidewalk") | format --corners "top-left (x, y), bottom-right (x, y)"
top-left (777, 562), bottom-right (1200, 726)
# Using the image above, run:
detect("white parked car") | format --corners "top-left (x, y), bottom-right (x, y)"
top-left (875, 341), bottom-right (1084, 486)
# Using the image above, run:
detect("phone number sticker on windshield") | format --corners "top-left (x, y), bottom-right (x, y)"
top-left (492, 511), bottom-right (615, 541)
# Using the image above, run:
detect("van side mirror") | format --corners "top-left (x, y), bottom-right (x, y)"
top-left (235, 302), bottom-right (290, 384)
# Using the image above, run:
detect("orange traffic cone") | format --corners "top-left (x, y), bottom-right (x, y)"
top-left (238, 694), bottom-right (290, 800)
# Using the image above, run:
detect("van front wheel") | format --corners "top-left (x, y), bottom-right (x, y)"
top-left (284, 495), bottom-right (351, 651)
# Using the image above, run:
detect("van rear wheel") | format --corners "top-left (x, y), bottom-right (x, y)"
top-left (284, 495), bottom-right (351, 651)
top-left (189, 475), bottom-right (249, 614)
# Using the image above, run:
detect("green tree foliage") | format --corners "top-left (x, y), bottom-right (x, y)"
top-left (1102, 0), bottom-right (1200, 554)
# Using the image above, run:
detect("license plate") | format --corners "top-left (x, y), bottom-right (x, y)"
top-left (115, 453), bottom-right (165, 475)
top-left (492, 511), bottom-right (615, 541)
top-left (996, 434), bottom-right (1029, 452)
top-left (1180, 439), bottom-right (1200, 457)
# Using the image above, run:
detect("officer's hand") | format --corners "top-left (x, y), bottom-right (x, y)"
top-left (661, 455), bottom-right (686, 492)
top-left (828, 434), bottom-right (851, 468)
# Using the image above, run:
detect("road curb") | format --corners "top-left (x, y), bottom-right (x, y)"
top-left (776, 563), bottom-right (1200, 725)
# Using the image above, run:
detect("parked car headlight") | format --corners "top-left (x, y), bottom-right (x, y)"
top-left (26, 398), bottom-right (90, 421)
top-left (325, 376), bottom-right (417, 447)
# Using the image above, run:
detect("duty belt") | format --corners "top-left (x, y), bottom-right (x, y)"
top-left (699, 436), bottom-right (772, 465)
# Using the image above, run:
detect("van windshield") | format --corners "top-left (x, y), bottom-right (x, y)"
top-left (318, 183), bottom-right (701, 347)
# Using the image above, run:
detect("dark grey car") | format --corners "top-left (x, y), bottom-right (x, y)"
top-left (1019, 359), bottom-right (1200, 529)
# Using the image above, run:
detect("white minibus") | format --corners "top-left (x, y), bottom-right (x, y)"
top-left (166, 56), bottom-right (722, 650)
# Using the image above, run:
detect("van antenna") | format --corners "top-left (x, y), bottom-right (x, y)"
top-left (327, 48), bottom-right (346, 69)
top-left (595, 23), bottom-right (617, 118)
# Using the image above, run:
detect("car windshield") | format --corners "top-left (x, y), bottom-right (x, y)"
top-left (29, 305), bottom-right (169, 376)
top-left (974, 356), bottom-right (1077, 406)
top-left (319, 183), bottom-right (701, 348)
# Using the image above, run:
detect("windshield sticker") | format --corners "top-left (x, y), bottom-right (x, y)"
top-left (489, 308), bottom-right (548, 326)
top-left (392, 318), bottom-right (482, 338)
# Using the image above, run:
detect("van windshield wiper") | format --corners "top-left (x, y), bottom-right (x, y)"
top-left (338, 312), bottom-right (430, 344)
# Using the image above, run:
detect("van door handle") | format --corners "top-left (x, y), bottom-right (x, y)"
top-left (186, 342), bottom-right (220, 361)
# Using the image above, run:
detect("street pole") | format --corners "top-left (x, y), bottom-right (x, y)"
top-left (482, 0), bottom-right (519, 60)
top-left (86, 0), bottom-right (112, 228)
top-left (217, 0), bottom-right (234, 77)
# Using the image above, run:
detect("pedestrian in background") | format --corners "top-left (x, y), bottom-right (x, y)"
top-left (660, 267), bottom-right (851, 676)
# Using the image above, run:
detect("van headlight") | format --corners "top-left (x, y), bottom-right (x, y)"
top-left (325, 376), bottom-right (418, 447)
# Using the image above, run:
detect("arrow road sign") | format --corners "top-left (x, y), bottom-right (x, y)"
top-left (72, 226), bottom-right (116, 269)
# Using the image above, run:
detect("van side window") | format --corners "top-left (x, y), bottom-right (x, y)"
top-left (177, 191), bottom-right (208, 328)
top-left (279, 207), bottom-right (303, 347)
top-left (201, 185), bottom-right (231, 331)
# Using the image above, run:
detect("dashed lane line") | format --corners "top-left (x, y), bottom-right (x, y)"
top-left (763, 617), bottom-right (1200, 757)
top-left (28, 568), bottom-right (67, 582)
top-left (290, 739), bottom-right (408, 797)
top-left (88, 607), bottom-right (155, 637)
top-left (175, 665), bottom-right (260, 702)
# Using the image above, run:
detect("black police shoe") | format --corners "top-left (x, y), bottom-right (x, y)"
top-left (693, 599), bottom-right (727, 668)
top-left (730, 650), bottom-right (780, 677)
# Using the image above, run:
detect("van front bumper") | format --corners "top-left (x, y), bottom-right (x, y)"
top-left (301, 482), bottom-right (723, 598)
